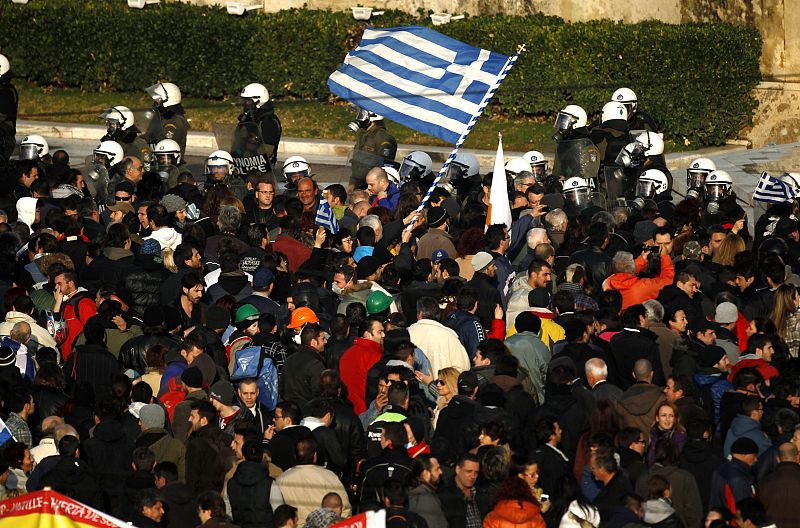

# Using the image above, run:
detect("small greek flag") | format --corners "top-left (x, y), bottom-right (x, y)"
top-left (753, 171), bottom-right (796, 204)
top-left (0, 416), bottom-right (14, 446)
top-left (315, 198), bottom-right (339, 234)
top-left (328, 26), bottom-right (510, 144)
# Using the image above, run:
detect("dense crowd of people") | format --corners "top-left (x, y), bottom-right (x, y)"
top-left (0, 54), bottom-right (798, 528)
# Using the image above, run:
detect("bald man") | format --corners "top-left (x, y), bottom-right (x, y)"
top-left (618, 359), bottom-right (667, 441)
top-left (30, 416), bottom-right (66, 463)
top-left (758, 443), bottom-right (800, 526)
top-left (3, 321), bottom-right (36, 381)
top-left (365, 167), bottom-right (399, 212)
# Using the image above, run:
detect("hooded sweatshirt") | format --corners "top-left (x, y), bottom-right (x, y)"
top-left (642, 499), bottom-right (681, 526)
top-left (145, 226), bottom-right (182, 252)
top-left (16, 196), bottom-right (37, 233)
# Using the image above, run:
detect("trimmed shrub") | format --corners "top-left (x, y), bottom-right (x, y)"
top-left (0, 1), bottom-right (761, 145)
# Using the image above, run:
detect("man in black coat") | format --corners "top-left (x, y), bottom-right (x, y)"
top-left (279, 323), bottom-right (327, 407)
top-left (656, 270), bottom-right (705, 330)
top-left (531, 415), bottom-right (571, 496)
top-left (610, 304), bottom-right (666, 389)
top-left (591, 446), bottom-right (633, 523)
top-left (303, 370), bottom-right (366, 477)
top-left (154, 461), bottom-right (199, 528)
top-left (678, 419), bottom-right (724, 511)
top-left (40, 435), bottom-right (104, 509)
top-left (265, 400), bottom-right (313, 471)
top-left (488, 355), bottom-right (538, 456)
top-left (185, 400), bottom-right (235, 494)
top-left (569, 223), bottom-right (611, 293)
top-left (227, 441), bottom-right (275, 528)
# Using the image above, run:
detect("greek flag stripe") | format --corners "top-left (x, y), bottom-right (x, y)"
top-left (752, 171), bottom-right (796, 204)
top-left (328, 26), bottom-right (509, 144)
top-left (315, 198), bottom-right (339, 234)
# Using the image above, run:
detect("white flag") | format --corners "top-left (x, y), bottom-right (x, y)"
top-left (487, 134), bottom-right (512, 231)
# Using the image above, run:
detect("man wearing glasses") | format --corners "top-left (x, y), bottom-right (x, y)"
top-left (244, 177), bottom-right (279, 230)
top-left (723, 395), bottom-right (772, 458)
top-left (107, 156), bottom-right (144, 202)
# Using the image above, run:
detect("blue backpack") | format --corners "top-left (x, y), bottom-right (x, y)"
top-left (230, 345), bottom-right (279, 411)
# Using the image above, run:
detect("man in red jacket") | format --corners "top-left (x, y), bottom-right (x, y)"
top-left (53, 270), bottom-right (96, 360)
top-left (339, 317), bottom-right (385, 414)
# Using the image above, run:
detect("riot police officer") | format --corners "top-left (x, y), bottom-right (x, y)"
top-left (591, 102), bottom-right (631, 168)
top-left (630, 169), bottom-right (674, 220)
top-left (523, 150), bottom-right (548, 182)
top-left (204, 150), bottom-right (244, 199)
top-left (554, 104), bottom-right (591, 141)
top-left (238, 83), bottom-right (281, 165)
top-left (154, 139), bottom-right (192, 190)
top-left (349, 108), bottom-right (397, 191)
top-left (685, 157), bottom-right (717, 201)
top-left (144, 82), bottom-right (189, 157)
top-left (611, 87), bottom-right (658, 132)
top-left (0, 54), bottom-right (17, 171)
top-left (399, 151), bottom-right (434, 190)
top-left (99, 105), bottom-right (153, 170)
top-left (86, 140), bottom-right (124, 204)
top-left (282, 156), bottom-right (310, 191)
top-left (562, 176), bottom-right (593, 216)
top-left (446, 151), bottom-right (481, 203)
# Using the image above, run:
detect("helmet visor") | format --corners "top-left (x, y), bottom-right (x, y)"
top-left (635, 179), bottom-right (658, 198)
top-left (615, 142), bottom-right (646, 168)
top-left (206, 163), bottom-right (229, 180)
top-left (146, 83), bottom-right (166, 104)
top-left (705, 184), bottom-right (729, 201)
top-left (157, 153), bottom-right (175, 166)
top-left (687, 169), bottom-right (709, 190)
top-left (241, 97), bottom-right (257, 112)
top-left (531, 163), bottom-right (547, 181)
top-left (399, 159), bottom-right (424, 181)
top-left (554, 112), bottom-right (578, 131)
top-left (564, 188), bottom-right (591, 208)
top-left (446, 161), bottom-right (469, 182)
top-left (19, 144), bottom-right (39, 160)
top-left (355, 108), bottom-right (370, 123)
top-left (94, 152), bottom-right (111, 166)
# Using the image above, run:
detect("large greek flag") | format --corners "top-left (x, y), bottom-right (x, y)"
top-left (328, 26), bottom-right (510, 144)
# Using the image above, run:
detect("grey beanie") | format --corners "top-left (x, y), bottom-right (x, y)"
top-left (139, 404), bottom-right (166, 430)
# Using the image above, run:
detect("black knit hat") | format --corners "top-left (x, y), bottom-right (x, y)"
top-left (180, 366), bottom-right (203, 389)
top-left (427, 206), bottom-right (448, 228)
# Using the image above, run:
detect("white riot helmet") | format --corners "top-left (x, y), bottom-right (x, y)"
top-left (634, 131), bottom-right (664, 156)
top-left (636, 169), bottom-right (669, 198)
top-left (448, 152), bottom-right (480, 182)
top-left (283, 156), bottom-right (310, 184)
top-left (0, 54), bottom-right (9, 78)
top-left (504, 157), bottom-right (532, 177)
top-left (384, 166), bottom-right (401, 186)
top-left (704, 170), bottom-right (733, 201)
top-left (612, 87), bottom-right (638, 117)
top-left (240, 83), bottom-right (269, 110)
top-left (523, 150), bottom-right (548, 180)
top-left (562, 176), bottom-right (592, 209)
top-left (781, 172), bottom-right (800, 195)
top-left (399, 151), bottom-right (432, 182)
top-left (154, 139), bottom-right (182, 166)
top-left (19, 135), bottom-right (49, 161)
top-left (94, 140), bottom-right (125, 167)
top-left (99, 106), bottom-right (135, 137)
top-left (686, 157), bottom-right (716, 190)
top-left (205, 150), bottom-right (234, 181)
top-left (146, 82), bottom-right (182, 108)
top-left (601, 102), bottom-right (628, 124)
top-left (554, 104), bottom-right (587, 131)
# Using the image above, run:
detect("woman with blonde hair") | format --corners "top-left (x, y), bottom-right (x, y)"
top-left (419, 367), bottom-right (459, 427)
top-left (647, 401), bottom-right (687, 465)
top-left (711, 234), bottom-right (745, 266)
top-left (770, 283), bottom-right (800, 357)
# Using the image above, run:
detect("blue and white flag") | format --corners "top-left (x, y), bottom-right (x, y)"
top-left (328, 26), bottom-right (510, 144)
top-left (753, 171), bottom-right (796, 204)
top-left (0, 416), bottom-right (14, 446)
top-left (315, 198), bottom-right (340, 234)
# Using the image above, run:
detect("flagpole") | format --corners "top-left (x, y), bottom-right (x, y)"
top-left (406, 43), bottom-right (526, 231)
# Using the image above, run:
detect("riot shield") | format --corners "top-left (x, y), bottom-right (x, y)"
top-left (227, 121), bottom-right (274, 177)
top-left (552, 138), bottom-right (601, 182)
top-left (603, 165), bottom-right (630, 209)
top-left (84, 163), bottom-right (110, 205)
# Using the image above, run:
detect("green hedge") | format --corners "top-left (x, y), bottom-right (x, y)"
top-left (0, 0), bottom-right (761, 145)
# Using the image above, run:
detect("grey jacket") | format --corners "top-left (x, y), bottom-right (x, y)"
top-left (409, 482), bottom-right (448, 528)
